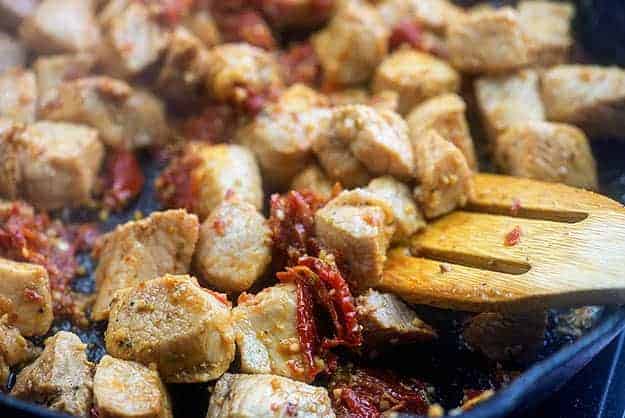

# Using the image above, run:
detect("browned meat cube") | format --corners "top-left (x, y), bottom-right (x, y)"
top-left (366, 176), bottom-right (425, 243)
top-left (205, 43), bottom-right (283, 105)
top-left (260, 0), bottom-right (334, 30)
top-left (372, 50), bottom-right (460, 115)
top-left (12, 331), bottom-right (94, 417)
top-left (194, 201), bottom-right (272, 294)
top-left (312, 0), bottom-right (388, 86)
top-left (0, 121), bottom-right (104, 210)
top-left (463, 311), bottom-right (547, 362)
top-left (0, 68), bottom-right (37, 123)
top-left (0, 258), bottom-right (53, 337)
top-left (39, 77), bottom-right (169, 149)
top-left (106, 274), bottom-right (235, 383)
top-left (92, 209), bottom-right (199, 321)
top-left (518, 1), bottom-right (574, 66)
top-left (475, 69), bottom-right (545, 143)
top-left (447, 8), bottom-right (529, 74)
top-left (0, 119), bottom-right (25, 199)
top-left (0, 315), bottom-right (38, 387)
top-left (0, 0), bottom-right (39, 30)
top-left (33, 53), bottom-right (95, 105)
top-left (182, 9), bottom-right (221, 47)
top-left (19, 0), bottom-right (101, 54)
top-left (179, 143), bottom-right (263, 220)
top-left (328, 88), bottom-right (400, 113)
top-left (237, 84), bottom-right (331, 189)
top-left (406, 93), bottom-right (477, 170)
top-left (98, 2), bottom-right (169, 78)
top-left (312, 105), bottom-right (414, 188)
top-left (357, 290), bottom-right (436, 347)
top-left (290, 164), bottom-right (335, 200)
top-left (157, 27), bottom-right (211, 105)
top-left (315, 189), bottom-right (395, 290)
top-left (495, 121), bottom-right (598, 190)
top-left (413, 130), bottom-right (473, 219)
top-left (540, 65), bottom-right (625, 137)
top-left (206, 373), bottom-right (335, 418)
top-left (94, 355), bottom-right (173, 418)
top-left (376, 0), bottom-right (464, 34)
top-left (233, 283), bottom-right (318, 382)
top-left (0, 32), bottom-right (26, 73)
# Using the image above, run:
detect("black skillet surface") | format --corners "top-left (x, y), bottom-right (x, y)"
top-left (2, 1), bottom-right (625, 417)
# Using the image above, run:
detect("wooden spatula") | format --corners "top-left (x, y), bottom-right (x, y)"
top-left (377, 174), bottom-right (625, 313)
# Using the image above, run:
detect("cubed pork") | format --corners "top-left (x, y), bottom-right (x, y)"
top-left (106, 274), bottom-right (235, 383)
top-left (11, 331), bottom-right (94, 417)
top-left (194, 201), bottom-right (272, 294)
top-left (0, 68), bottom-right (37, 123)
top-left (92, 209), bottom-right (199, 321)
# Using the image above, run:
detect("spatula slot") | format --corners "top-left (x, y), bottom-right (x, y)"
top-left (465, 203), bottom-right (588, 223)
top-left (413, 247), bottom-right (532, 275)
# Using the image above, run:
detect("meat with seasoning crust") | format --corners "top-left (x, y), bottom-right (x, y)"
top-left (11, 331), bottom-right (94, 417)
top-left (0, 68), bottom-right (37, 124)
top-left (92, 209), bottom-right (199, 321)
top-left (106, 274), bottom-right (235, 383)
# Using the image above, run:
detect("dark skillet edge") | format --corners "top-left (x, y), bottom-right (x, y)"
top-left (1, 310), bottom-right (623, 418)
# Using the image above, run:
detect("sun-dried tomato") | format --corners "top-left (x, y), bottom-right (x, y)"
top-left (504, 225), bottom-right (522, 246)
top-left (155, 152), bottom-right (202, 213)
top-left (329, 366), bottom-right (431, 418)
top-left (101, 150), bottom-right (145, 211)
top-left (183, 104), bottom-right (238, 143)
top-left (0, 202), bottom-right (99, 318)
top-left (277, 256), bottom-right (362, 378)
top-left (268, 190), bottom-right (328, 269)
top-left (279, 42), bottom-right (321, 86)
top-left (389, 19), bottom-right (424, 51)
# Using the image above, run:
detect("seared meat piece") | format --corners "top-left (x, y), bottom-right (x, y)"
top-left (540, 65), bottom-right (625, 137)
top-left (413, 130), bottom-right (473, 219)
top-left (205, 43), bottom-right (283, 105)
top-left (0, 69), bottom-right (37, 123)
top-left (0, 316), bottom-right (38, 387)
top-left (0, 120), bottom-right (104, 210)
top-left (372, 49), bottom-right (460, 115)
top-left (194, 201), bottom-right (272, 294)
top-left (366, 176), bottom-right (425, 243)
top-left (463, 311), bottom-right (547, 362)
top-left (290, 164), bottom-right (335, 200)
top-left (233, 283), bottom-right (316, 382)
top-left (315, 189), bottom-right (395, 290)
top-left (176, 143), bottom-right (263, 220)
top-left (106, 274), bottom-right (235, 383)
top-left (312, 105), bottom-right (414, 188)
top-left (92, 209), bottom-right (199, 321)
top-left (236, 84), bottom-right (331, 189)
top-left (0, 32), bottom-right (26, 73)
top-left (0, 0), bottom-right (38, 30)
top-left (19, 0), bottom-right (101, 54)
top-left (495, 121), bottom-right (598, 189)
top-left (39, 77), bottom-right (169, 150)
top-left (406, 93), bottom-right (477, 170)
top-left (157, 27), bottom-right (210, 105)
top-left (33, 53), bottom-right (95, 105)
top-left (518, 0), bottom-right (574, 66)
top-left (475, 69), bottom-right (545, 143)
top-left (357, 290), bottom-right (436, 347)
top-left (0, 258), bottom-right (53, 337)
top-left (182, 9), bottom-right (221, 47)
top-left (376, 0), bottom-right (463, 34)
top-left (312, 0), bottom-right (388, 86)
top-left (260, 0), bottom-right (334, 30)
top-left (94, 355), bottom-right (173, 418)
top-left (206, 373), bottom-right (335, 418)
top-left (328, 88), bottom-right (400, 113)
top-left (447, 8), bottom-right (529, 74)
top-left (98, 2), bottom-right (169, 78)
top-left (11, 331), bottom-right (94, 417)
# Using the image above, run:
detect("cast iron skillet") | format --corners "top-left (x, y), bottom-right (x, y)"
top-left (2, 1), bottom-right (625, 417)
